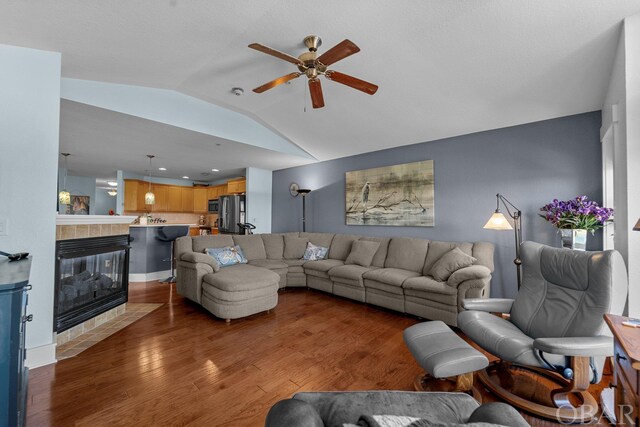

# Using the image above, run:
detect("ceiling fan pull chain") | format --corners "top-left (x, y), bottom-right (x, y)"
top-left (304, 81), bottom-right (307, 113)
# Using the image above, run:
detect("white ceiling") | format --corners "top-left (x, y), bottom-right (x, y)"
top-left (60, 100), bottom-right (310, 181)
top-left (2, 1), bottom-right (640, 167)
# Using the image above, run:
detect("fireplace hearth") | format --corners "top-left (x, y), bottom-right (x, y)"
top-left (55, 234), bottom-right (130, 333)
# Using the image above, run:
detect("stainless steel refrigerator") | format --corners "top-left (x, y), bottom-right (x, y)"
top-left (218, 195), bottom-right (246, 234)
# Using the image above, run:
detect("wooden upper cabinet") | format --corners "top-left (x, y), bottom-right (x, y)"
top-left (124, 180), bottom-right (138, 211)
top-left (193, 188), bottom-right (208, 213)
top-left (227, 178), bottom-right (246, 194)
top-left (152, 184), bottom-right (168, 212)
top-left (125, 178), bottom-right (243, 213)
top-left (207, 186), bottom-right (217, 201)
top-left (167, 186), bottom-right (182, 212)
top-left (181, 187), bottom-right (194, 212)
top-left (138, 182), bottom-right (152, 212)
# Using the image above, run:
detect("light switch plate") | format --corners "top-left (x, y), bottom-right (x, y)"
top-left (0, 218), bottom-right (7, 236)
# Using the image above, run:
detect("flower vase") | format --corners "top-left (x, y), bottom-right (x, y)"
top-left (560, 229), bottom-right (587, 251)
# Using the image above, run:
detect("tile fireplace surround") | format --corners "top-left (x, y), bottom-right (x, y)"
top-left (54, 215), bottom-right (137, 353)
top-left (55, 215), bottom-right (137, 241)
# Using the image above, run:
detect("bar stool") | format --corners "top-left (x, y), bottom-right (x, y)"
top-left (156, 226), bottom-right (189, 283)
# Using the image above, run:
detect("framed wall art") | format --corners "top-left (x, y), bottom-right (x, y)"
top-left (345, 160), bottom-right (434, 227)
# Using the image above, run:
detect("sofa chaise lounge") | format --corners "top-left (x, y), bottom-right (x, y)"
top-left (174, 232), bottom-right (494, 325)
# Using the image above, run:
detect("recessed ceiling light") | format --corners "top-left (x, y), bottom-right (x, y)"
top-left (182, 176), bottom-right (189, 179)
top-left (107, 181), bottom-right (118, 187)
top-left (212, 168), bottom-right (219, 172)
top-left (158, 167), bottom-right (167, 171)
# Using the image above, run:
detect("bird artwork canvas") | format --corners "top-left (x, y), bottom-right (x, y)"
top-left (345, 160), bottom-right (434, 226)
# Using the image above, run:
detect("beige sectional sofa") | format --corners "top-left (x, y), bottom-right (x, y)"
top-left (174, 232), bottom-right (494, 326)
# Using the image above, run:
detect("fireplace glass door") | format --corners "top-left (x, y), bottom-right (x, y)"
top-left (58, 249), bottom-right (126, 314)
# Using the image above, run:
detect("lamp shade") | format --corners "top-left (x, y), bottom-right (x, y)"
top-left (483, 211), bottom-right (513, 230)
top-left (634, 217), bottom-right (640, 231)
top-left (144, 191), bottom-right (155, 205)
top-left (58, 190), bottom-right (70, 205)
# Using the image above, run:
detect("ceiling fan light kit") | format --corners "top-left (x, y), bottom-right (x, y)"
top-left (249, 35), bottom-right (378, 109)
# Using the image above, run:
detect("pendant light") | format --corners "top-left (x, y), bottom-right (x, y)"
top-left (58, 153), bottom-right (71, 205)
top-left (145, 155), bottom-right (156, 205)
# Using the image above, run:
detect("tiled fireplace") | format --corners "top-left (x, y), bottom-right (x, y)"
top-left (55, 234), bottom-right (130, 332)
top-left (54, 215), bottom-right (136, 346)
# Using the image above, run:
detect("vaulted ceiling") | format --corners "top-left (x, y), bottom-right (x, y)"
top-left (1, 1), bottom-right (639, 176)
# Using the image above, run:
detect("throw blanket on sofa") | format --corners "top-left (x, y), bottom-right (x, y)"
top-left (343, 415), bottom-right (506, 427)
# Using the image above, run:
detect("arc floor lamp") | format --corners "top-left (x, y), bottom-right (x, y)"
top-left (483, 193), bottom-right (523, 289)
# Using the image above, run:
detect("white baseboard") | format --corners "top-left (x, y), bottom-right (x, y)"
top-left (129, 270), bottom-right (171, 283)
top-left (26, 343), bottom-right (57, 369)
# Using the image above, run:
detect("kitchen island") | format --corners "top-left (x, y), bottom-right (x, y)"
top-left (129, 224), bottom-right (195, 282)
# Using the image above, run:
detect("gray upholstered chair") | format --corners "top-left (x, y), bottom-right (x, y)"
top-left (265, 391), bottom-right (531, 426)
top-left (458, 241), bottom-right (628, 423)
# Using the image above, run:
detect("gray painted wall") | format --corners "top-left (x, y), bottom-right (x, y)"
top-left (57, 171), bottom-right (96, 214)
top-left (272, 112), bottom-right (603, 299)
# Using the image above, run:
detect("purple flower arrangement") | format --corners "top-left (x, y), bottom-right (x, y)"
top-left (539, 196), bottom-right (613, 234)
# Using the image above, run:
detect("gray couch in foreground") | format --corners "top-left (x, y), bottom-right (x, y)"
top-left (265, 391), bottom-right (530, 427)
top-left (175, 232), bottom-right (494, 325)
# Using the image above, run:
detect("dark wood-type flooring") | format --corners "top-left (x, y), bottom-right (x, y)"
top-left (26, 282), bottom-right (611, 426)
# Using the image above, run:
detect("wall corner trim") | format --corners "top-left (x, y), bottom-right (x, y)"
top-left (25, 343), bottom-right (57, 369)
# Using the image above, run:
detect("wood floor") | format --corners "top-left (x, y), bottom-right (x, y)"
top-left (26, 282), bottom-right (611, 426)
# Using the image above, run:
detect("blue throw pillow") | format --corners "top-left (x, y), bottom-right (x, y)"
top-left (303, 242), bottom-right (329, 261)
top-left (205, 246), bottom-right (247, 267)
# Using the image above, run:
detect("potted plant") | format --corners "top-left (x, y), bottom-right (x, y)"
top-left (539, 196), bottom-right (613, 251)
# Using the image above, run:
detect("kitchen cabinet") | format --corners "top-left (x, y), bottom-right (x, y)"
top-left (124, 180), bottom-right (138, 211)
top-left (167, 186), bottom-right (182, 212)
top-left (124, 178), bottom-right (245, 214)
top-left (207, 184), bottom-right (227, 200)
top-left (227, 178), bottom-right (246, 194)
top-left (140, 182), bottom-right (154, 211)
top-left (193, 188), bottom-right (208, 213)
top-left (124, 179), bottom-right (153, 212)
top-left (181, 187), bottom-right (194, 212)
top-left (152, 185), bottom-right (168, 212)
top-left (206, 186), bottom-right (215, 200)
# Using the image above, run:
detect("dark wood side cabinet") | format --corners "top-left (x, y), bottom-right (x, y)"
top-left (0, 257), bottom-right (32, 427)
top-left (605, 314), bottom-right (640, 426)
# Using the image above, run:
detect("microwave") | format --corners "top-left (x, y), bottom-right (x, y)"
top-left (208, 199), bottom-right (219, 213)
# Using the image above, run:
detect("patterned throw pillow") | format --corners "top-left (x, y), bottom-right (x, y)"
top-left (302, 242), bottom-right (329, 261)
top-left (204, 245), bottom-right (248, 267)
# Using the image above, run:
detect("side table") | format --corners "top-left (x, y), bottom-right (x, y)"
top-left (605, 314), bottom-right (640, 426)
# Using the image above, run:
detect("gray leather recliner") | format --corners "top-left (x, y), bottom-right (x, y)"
top-left (458, 241), bottom-right (628, 422)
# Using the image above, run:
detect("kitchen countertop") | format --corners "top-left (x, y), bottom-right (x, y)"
top-left (129, 223), bottom-right (198, 227)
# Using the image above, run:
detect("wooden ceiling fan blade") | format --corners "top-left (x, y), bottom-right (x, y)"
top-left (325, 70), bottom-right (378, 95)
top-left (253, 72), bottom-right (301, 93)
top-left (309, 78), bottom-right (325, 109)
top-left (248, 43), bottom-right (303, 66)
top-left (316, 39), bottom-right (360, 66)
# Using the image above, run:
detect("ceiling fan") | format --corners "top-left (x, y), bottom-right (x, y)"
top-left (248, 35), bottom-right (378, 109)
